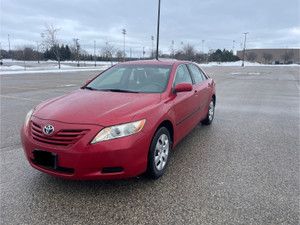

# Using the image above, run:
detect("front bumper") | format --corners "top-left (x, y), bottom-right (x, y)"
top-left (21, 117), bottom-right (151, 180)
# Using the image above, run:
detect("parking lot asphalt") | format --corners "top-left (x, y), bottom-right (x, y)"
top-left (1, 65), bottom-right (299, 224)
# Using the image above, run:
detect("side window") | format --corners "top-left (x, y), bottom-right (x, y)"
top-left (188, 64), bottom-right (203, 84)
top-left (174, 64), bottom-right (193, 86)
top-left (199, 69), bottom-right (208, 81)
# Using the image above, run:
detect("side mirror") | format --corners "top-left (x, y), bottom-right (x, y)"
top-left (174, 83), bottom-right (193, 93)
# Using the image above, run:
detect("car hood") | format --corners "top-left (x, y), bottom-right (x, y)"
top-left (33, 89), bottom-right (161, 126)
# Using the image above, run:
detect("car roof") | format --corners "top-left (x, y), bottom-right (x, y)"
top-left (117, 59), bottom-right (190, 66)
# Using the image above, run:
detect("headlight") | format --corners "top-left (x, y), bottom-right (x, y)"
top-left (91, 119), bottom-right (146, 144)
top-left (25, 109), bottom-right (34, 127)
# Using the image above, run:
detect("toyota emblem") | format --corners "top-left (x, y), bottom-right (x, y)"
top-left (43, 125), bottom-right (54, 135)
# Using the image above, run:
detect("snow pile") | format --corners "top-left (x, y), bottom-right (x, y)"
top-left (198, 61), bottom-right (300, 67)
top-left (1, 65), bottom-right (25, 70)
top-left (199, 61), bottom-right (264, 67)
top-left (0, 60), bottom-right (113, 75)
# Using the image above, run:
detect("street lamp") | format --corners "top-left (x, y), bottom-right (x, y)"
top-left (0, 42), bottom-right (2, 64)
top-left (36, 41), bottom-right (40, 63)
top-left (151, 36), bottom-right (154, 58)
top-left (171, 40), bottom-right (174, 59)
top-left (8, 34), bottom-right (11, 52)
top-left (202, 40), bottom-right (205, 53)
top-left (232, 40), bottom-right (235, 54)
top-left (143, 46), bottom-right (145, 59)
top-left (75, 39), bottom-right (80, 67)
top-left (156, 0), bottom-right (161, 60)
top-left (8, 34), bottom-right (11, 60)
top-left (94, 40), bottom-right (96, 67)
top-left (122, 29), bottom-right (126, 61)
top-left (242, 32), bottom-right (249, 67)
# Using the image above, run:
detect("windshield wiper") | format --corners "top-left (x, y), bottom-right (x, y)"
top-left (81, 86), bottom-right (96, 90)
top-left (100, 89), bottom-right (139, 93)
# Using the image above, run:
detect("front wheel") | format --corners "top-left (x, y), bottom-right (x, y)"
top-left (147, 127), bottom-right (171, 179)
top-left (201, 98), bottom-right (215, 125)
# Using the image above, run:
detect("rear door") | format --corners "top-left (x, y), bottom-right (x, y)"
top-left (187, 63), bottom-right (210, 120)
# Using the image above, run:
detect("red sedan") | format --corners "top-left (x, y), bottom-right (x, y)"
top-left (21, 60), bottom-right (216, 180)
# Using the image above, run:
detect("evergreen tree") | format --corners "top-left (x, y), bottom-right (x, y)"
top-left (65, 45), bottom-right (71, 60)
top-left (60, 45), bottom-right (66, 61)
top-left (208, 49), bottom-right (240, 62)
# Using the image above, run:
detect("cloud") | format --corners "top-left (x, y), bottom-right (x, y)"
top-left (1, 0), bottom-right (299, 55)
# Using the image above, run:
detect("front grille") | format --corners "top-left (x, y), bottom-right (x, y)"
top-left (31, 122), bottom-right (89, 146)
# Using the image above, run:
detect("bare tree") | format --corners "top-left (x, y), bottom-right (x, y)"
top-left (246, 52), bottom-right (257, 62)
top-left (72, 38), bottom-right (80, 66)
top-left (282, 50), bottom-right (294, 64)
top-left (101, 43), bottom-right (116, 65)
top-left (182, 44), bottom-right (196, 61)
top-left (44, 24), bottom-right (61, 69)
top-left (262, 52), bottom-right (273, 64)
top-left (115, 50), bottom-right (125, 61)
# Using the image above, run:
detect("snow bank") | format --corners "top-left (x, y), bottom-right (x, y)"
top-left (0, 67), bottom-right (109, 75)
top-left (198, 61), bottom-right (299, 67)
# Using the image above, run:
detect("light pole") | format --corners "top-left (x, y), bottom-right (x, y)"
top-left (171, 40), bottom-right (174, 59)
top-left (143, 47), bottom-right (145, 60)
top-left (130, 48), bottom-right (132, 60)
top-left (8, 34), bottom-right (11, 60)
top-left (0, 42), bottom-right (2, 62)
top-left (202, 40), bottom-right (205, 53)
top-left (0, 42), bottom-right (2, 63)
top-left (8, 34), bottom-right (11, 52)
top-left (122, 29), bottom-right (126, 61)
top-left (40, 33), bottom-right (45, 56)
top-left (94, 40), bottom-right (96, 67)
top-left (75, 39), bottom-right (80, 67)
top-left (156, 0), bottom-right (161, 60)
top-left (23, 48), bottom-right (26, 70)
top-left (232, 40), bottom-right (235, 54)
top-left (36, 41), bottom-right (40, 63)
top-left (151, 36), bottom-right (154, 58)
top-left (242, 32), bottom-right (249, 67)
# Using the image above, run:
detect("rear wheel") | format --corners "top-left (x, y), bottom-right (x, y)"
top-left (147, 127), bottom-right (171, 179)
top-left (201, 98), bottom-right (215, 125)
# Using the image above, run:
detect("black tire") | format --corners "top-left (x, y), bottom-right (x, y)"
top-left (147, 127), bottom-right (171, 179)
top-left (201, 98), bottom-right (215, 125)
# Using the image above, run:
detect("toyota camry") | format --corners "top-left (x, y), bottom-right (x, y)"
top-left (21, 60), bottom-right (216, 180)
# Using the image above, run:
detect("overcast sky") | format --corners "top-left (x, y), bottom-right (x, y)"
top-left (1, 0), bottom-right (299, 57)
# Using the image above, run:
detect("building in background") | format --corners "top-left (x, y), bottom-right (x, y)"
top-left (236, 49), bottom-right (300, 64)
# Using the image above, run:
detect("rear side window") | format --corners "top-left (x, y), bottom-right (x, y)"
top-left (188, 64), bottom-right (207, 84)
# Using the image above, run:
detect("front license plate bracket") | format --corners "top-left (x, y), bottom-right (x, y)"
top-left (33, 150), bottom-right (58, 169)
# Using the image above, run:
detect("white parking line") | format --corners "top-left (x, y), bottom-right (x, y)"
top-left (0, 95), bottom-right (43, 102)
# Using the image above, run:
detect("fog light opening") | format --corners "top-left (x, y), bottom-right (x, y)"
top-left (101, 167), bottom-right (123, 174)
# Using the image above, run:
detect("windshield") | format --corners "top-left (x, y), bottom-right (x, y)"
top-left (86, 65), bottom-right (172, 93)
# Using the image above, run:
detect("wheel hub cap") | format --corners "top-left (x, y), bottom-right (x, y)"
top-left (154, 134), bottom-right (169, 171)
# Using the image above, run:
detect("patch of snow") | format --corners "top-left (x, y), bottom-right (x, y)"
top-left (57, 84), bottom-right (78, 87)
top-left (1, 65), bottom-right (25, 70)
top-left (230, 72), bottom-right (261, 75)
top-left (248, 72), bottom-right (260, 75)
top-left (0, 66), bottom-right (110, 75)
top-left (198, 61), bottom-right (300, 67)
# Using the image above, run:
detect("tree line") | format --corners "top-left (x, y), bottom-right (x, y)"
top-left (1, 46), bottom-right (240, 63)
top-left (0, 24), bottom-right (242, 66)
